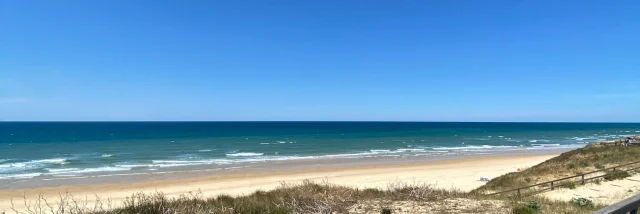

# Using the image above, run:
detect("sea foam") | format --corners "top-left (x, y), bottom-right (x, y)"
top-left (226, 152), bottom-right (264, 157)
top-left (432, 145), bottom-right (519, 151)
top-left (531, 143), bottom-right (561, 147)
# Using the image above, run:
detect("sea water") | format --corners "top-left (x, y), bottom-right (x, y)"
top-left (1, 122), bottom-right (639, 180)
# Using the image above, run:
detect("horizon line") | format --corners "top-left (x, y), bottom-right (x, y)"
top-left (1, 121), bottom-right (639, 123)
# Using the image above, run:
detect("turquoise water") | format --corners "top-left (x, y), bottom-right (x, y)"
top-left (1, 122), bottom-right (639, 179)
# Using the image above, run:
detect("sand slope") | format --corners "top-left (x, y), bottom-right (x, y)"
top-left (543, 173), bottom-right (640, 205)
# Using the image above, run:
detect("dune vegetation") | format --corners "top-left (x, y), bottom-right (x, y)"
top-left (474, 137), bottom-right (640, 194)
top-left (11, 180), bottom-right (600, 214)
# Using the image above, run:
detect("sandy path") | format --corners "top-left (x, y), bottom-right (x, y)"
top-left (543, 173), bottom-right (640, 205)
top-left (0, 154), bottom-right (556, 212)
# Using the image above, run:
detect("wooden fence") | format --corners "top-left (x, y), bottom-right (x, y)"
top-left (593, 193), bottom-right (640, 214)
top-left (486, 159), bottom-right (640, 197)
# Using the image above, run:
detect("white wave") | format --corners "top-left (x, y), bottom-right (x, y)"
top-left (0, 173), bottom-right (45, 179)
top-left (526, 144), bottom-right (583, 150)
top-left (198, 149), bottom-right (213, 152)
top-left (0, 159), bottom-right (9, 163)
top-left (0, 158), bottom-right (67, 171)
top-left (150, 159), bottom-right (234, 166)
top-left (323, 150), bottom-right (404, 158)
top-left (529, 139), bottom-right (550, 142)
top-left (636, 131), bottom-right (640, 133)
top-left (151, 160), bottom-right (224, 165)
top-left (323, 148), bottom-right (431, 158)
top-left (226, 152), bottom-right (264, 157)
top-left (323, 153), bottom-right (373, 158)
top-left (260, 143), bottom-right (270, 145)
top-left (277, 141), bottom-right (287, 144)
top-left (46, 168), bottom-right (81, 173)
top-left (152, 160), bottom-right (196, 164)
top-left (250, 156), bottom-right (316, 162)
top-left (101, 154), bottom-right (113, 158)
top-left (396, 148), bottom-right (426, 152)
top-left (0, 163), bottom-right (27, 170)
top-left (531, 143), bottom-right (561, 147)
top-left (77, 166), bottom-right (131, 173)
top-left (151, 155), bottom-right (318, 167)
top-left (32, 158), bottom-right (67, 164)
top-left (432, 145), bottom-right (518, 150)
top-left (115, 163), bottom-right (153, 168)
top-left (29, 166), bottom-right (132, 177)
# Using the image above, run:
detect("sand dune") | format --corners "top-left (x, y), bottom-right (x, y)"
top-left (543, 173), bottom-right (640, 205)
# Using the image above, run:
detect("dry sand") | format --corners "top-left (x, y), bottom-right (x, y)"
top-left (0, 154), bottom-right (556, 212)
top-left (543, 173), bottom-right (640, 205)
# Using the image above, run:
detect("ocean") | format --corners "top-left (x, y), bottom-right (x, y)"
top-left (1, 122), bottom-right (639, 180)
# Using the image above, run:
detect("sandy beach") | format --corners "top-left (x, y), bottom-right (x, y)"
top-left (0, 154), bottom-right (557, 212)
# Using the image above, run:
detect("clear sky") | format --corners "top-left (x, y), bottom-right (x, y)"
top-left (1, 0), bottom-right (639, 122)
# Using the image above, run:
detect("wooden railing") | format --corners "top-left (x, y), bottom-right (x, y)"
top-left (593, 193), bottom-right (640, 214)
top-left (486, 159), bottom-right (640, 197)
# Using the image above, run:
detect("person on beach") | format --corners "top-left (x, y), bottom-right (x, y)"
top-left (625, 137), bottom-right (632, 146)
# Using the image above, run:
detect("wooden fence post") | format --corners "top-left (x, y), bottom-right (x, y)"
top-left (581, 175), bottom-right (585, 184)
top-left (551, 182), bottom-right (554, 190)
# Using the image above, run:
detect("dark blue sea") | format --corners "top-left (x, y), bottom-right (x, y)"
top-left (1, 122), bottom-right (639, 180)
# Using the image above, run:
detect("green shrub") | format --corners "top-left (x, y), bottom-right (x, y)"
top-left (512, 206), bottom-right (535, 214)
top-left (527, 201), bottom-right (541, 211)
top-left (595, 163), bottom-right (605, 169)
top-left (604, 170), bottom-right (630, 181)
top-left (524, 178), bottom-right (531, 183)
top-left (578, 161), bottom-right (589, 167)
top-left (594, 179), bottom-right (601, 185)
top-left (381, 208), bottom-right (392, 214)
top-left (571, 197), bottom-right (594, 209)
top-left (512, 201), bottom-right (541, 214)
top-left (559, 181), bottom-right (577, 189)
top-left (567, 162), bottom-right (577, 169)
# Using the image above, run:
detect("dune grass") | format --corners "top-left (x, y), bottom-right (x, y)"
top-left (474, 140), bottom-right (640, 194)
top-left (10, 180), bottom-right (602, 214)
top-left (11, 180), bottom-right (465, 214)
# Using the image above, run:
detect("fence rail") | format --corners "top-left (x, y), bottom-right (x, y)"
top-left (486, 159), bottom-right (640, 197)
top-left (594, 193), bottom-right (640, 214)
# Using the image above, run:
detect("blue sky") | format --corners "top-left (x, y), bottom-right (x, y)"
top-left (1, 0), bottom-right (639, 122)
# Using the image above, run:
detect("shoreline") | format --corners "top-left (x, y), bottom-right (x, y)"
top-left (1, 147), bottom-right (570, 189)
top-left (0, 152), bottom-right (560, 212)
